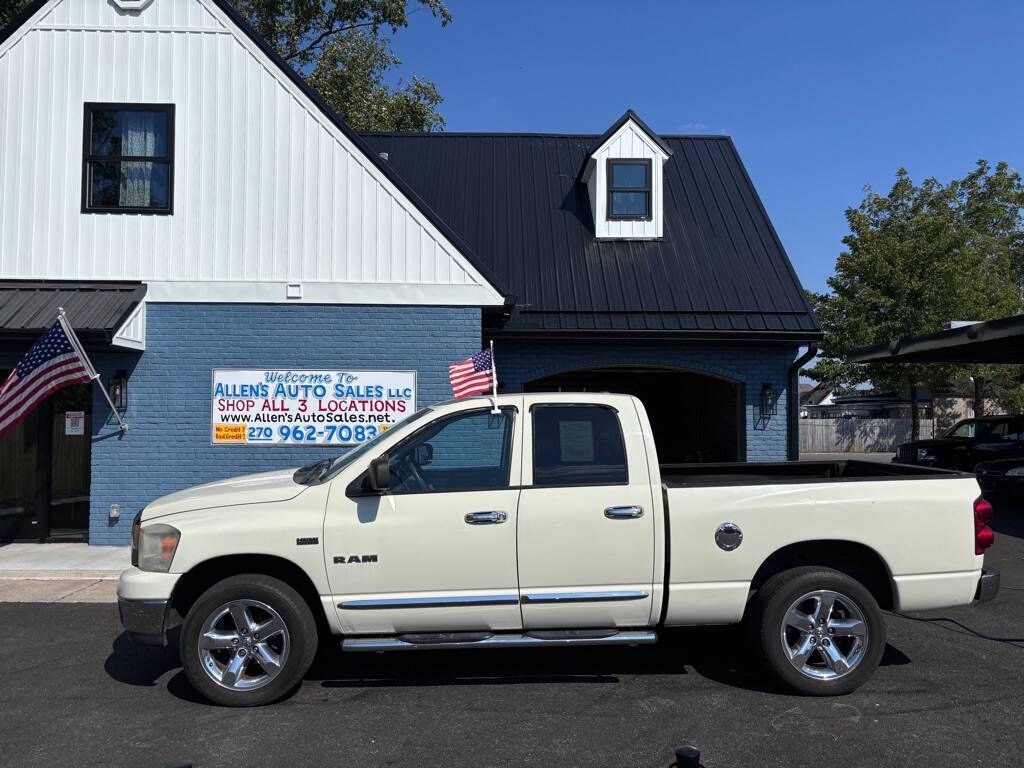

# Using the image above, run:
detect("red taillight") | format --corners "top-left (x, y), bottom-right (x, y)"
top-left (975, 496), bottom-right (995, 555)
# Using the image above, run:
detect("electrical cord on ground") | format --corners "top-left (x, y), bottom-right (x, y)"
top-left (887, 610), bottom-right (1024, 646)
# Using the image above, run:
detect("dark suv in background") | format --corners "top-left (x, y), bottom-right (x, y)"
top-left (895, 415), bottom-right (1024, 471)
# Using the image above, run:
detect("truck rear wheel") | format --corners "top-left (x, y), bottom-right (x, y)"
top-left (751, 566), bottom-right (885, 696)
top-left (180, 574), bottom-right (318, 707)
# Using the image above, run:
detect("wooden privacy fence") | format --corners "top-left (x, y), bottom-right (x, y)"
top-left (799, 418), bottom-right (935, 453)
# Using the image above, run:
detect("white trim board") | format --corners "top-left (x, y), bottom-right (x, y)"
top-left (144, 280), bottom-right (500, 306)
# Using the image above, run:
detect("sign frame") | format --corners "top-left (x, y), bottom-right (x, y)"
top-left (209, 367), bottom-right (418, 447)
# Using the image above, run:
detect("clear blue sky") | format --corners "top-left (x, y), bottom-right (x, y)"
top-left (392, 0), bottom-right (1023, 295)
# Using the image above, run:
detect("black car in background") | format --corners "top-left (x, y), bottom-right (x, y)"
top-left (895, 415), bottom-right (1024, 472)
top-left (976, 457), bottom-right (1024, 502)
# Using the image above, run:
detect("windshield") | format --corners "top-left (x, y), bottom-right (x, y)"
top-left (294, 407), bottom-right (433, 485)
top-left (945, 419), bottom-right (994, 440)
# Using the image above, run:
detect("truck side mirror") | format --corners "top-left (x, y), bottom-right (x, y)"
top-left (367, 456), bottom-right (390, 492)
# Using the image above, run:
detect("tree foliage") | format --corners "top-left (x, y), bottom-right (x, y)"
top-left (0, 0), bottom-right (450, 131)
top-left (808, 161), bottom-right (1024, 431)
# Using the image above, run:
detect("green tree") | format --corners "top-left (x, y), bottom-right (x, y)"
top-left (808, 163), bottom-right (1022, 439)
top-left (0, 0), bottom-right (450, 131)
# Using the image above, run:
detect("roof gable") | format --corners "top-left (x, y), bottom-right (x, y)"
top-left (0, 0), bottom-right (506, 305)
top-left (579, 110), bottom-right (672, 182)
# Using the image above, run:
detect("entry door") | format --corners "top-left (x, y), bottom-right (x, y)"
top-left (517, 399), bottom-right (656, 629)
top-left (325, 404), bottom-right (523, 635)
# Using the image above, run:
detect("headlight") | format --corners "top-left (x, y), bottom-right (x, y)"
top-left (1006, 466), bottom-right (1024, 477)
top-left (917, 448), bottom-right (934, 462)
top-left (137, 524), bottom-right (181, 572)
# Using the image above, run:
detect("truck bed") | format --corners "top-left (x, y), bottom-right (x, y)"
top-left (661, 459), bottom-right (966, 487)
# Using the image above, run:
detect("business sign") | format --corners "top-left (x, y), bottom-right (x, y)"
top-left (211, 369), bottom-right (416, 446)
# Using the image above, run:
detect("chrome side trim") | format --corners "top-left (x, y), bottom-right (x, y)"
top-left (342, 630), bottom-right (658, 652)
top-left (339, 593), bottom-right (520, 610)
top-left (521, 590), bottom-right (650, 604)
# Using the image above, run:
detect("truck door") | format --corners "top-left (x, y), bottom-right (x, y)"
top-left (516, 397), bottom-right (657, 629)
top-left (325, 402), bottom-right (523, 635)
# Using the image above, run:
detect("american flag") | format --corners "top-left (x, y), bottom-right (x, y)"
top-left (0, 320), bottom-right (93, 438)
top-left (449, 348), bottom-right (495, 400)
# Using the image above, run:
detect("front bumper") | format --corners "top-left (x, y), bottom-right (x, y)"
top-left (118, 598), bottom-right (170, 646)
top-left (116, 568), bottom-right (181, 646)
top-left (974, 568), bottom-right (1000, 603)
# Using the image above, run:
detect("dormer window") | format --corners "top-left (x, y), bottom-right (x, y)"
top-left (607, 159), bottom-right (651, 220)
top-left (580, 110), bottom-right (670, 239)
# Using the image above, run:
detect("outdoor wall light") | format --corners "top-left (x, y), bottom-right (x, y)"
top-left (110, 370), bottom-right (128, 411)
top-left (761, 383), bottom-right (777, 417)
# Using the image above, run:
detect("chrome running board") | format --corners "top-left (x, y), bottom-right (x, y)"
top-left (341, 628), bottom-right (657, 652)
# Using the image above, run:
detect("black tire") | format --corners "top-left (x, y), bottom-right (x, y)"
top-left (750, 566), bottom-right (885, 696)
top-left (180, 574), bottom-right (318, 707)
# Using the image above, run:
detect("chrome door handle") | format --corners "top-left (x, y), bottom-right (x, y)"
top-left (465, 510), bottom-right (508, 525)
top-left (604, 505), bottom-right (643, 519)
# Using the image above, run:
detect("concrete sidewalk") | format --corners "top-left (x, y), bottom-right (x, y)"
top-left (0, 544), bottom-right (128, 603)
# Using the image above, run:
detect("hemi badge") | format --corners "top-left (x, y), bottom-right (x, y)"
top-left (296, 537), bottom-right (319, 546)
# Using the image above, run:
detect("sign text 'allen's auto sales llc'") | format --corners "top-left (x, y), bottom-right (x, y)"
top-left (211, 369), bottom-right (416, 446)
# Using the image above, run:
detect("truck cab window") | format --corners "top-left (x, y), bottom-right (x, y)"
top-left (387, 408), bottom-right (515, 494)
top-left (532, 405), bottom-right (627, 486)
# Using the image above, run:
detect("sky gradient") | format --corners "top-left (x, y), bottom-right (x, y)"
top-left (392, 0), bottom-right (1023, 296)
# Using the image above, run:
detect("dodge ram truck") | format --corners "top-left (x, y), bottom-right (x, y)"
top-left (117, 393), bottom-right (1000, 706)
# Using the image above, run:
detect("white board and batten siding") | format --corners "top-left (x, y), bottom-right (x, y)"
top-left (586, 119), bottom-right (668, 240)
top-left (0, 0), bottom-right (503, 307)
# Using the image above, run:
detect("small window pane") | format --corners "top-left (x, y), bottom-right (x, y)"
top-left (89, 161), bottom-right (170, 210)
top-left (533, 406), bottom-right (627, 486)
top-left (611, 162), bottom-right (648, 189)
top-left (90, 110), bottom-right (168, 157)
top-left (610, 191), bottom-right (648, 217)
top-left (388, 409), bottom-right (514, 494)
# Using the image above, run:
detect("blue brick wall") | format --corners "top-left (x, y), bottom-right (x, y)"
top-left (86, 303), bottom-right (480, 545)
top-left (495, 341), bottom-right (798, 463)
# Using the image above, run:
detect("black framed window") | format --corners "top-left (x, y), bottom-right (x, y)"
top-left (82, 103), bottom-right (174, 214)
top-left (532, 405), bottom-right (628, 487)
top-left (607, 158), bottom-right (652, 221)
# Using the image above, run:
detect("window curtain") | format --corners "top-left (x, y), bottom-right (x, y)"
top-left (119, 112), bottom-right (157, 207)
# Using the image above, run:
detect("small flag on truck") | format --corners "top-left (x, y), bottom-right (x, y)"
top-left (449, 345), bottom-right (496, 400)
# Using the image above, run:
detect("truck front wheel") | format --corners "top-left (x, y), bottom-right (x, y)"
top-left (180, 574), bottom-right (318, 707)
top-left (751, 566), bottom-right (886, 696)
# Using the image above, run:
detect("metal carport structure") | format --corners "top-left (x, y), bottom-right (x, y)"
top-left (848, 315), bottom-right (1024, 365)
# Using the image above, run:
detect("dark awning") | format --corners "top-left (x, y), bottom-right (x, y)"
top-left (848, 315), bottom-right (1024, 364)
top-left (0, 281), bottom-right (146, 345)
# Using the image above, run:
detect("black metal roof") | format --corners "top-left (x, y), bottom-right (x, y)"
top-left (0, 281), bottom-right (146, 343)
top-left (849, 316), bottom-right (1024, 364)
top-left (362, 132), bottom-right (821, 341)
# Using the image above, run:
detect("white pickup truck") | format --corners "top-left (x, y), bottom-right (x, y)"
top-left (118, 393), bottom-right (999, 706)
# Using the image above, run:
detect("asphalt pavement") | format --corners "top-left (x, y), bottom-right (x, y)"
top-left (2, 507), bottom-right (1023, 768)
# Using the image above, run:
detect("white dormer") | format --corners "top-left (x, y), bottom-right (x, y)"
top-left (581, 110), bottom-right (671, 239)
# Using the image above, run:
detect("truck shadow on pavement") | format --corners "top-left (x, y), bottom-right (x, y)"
top-left (313, 627), bottom-right (909, 696)
top-left (105, 626), bottom-right (912, 704)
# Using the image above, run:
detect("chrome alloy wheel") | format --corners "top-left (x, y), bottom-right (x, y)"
top-left (198, 599), bottom-right (290, 691)
top-left (780, 589), bottom-right (868, 680)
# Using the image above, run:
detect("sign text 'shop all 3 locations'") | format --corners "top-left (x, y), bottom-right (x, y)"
top-left (211, 369), bottom-right (416, 446)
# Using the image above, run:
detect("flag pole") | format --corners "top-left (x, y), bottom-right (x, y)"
top-left (489, 339), bottom-right (500, 414)
top-left (58, 308), bottom-right (128, 433)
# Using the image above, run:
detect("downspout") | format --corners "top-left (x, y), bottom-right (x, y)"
top-left (788, 342), bottom-right (818, 461)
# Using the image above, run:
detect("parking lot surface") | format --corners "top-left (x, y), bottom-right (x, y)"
top-left (1, 505), bottom-right (1022, 768)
